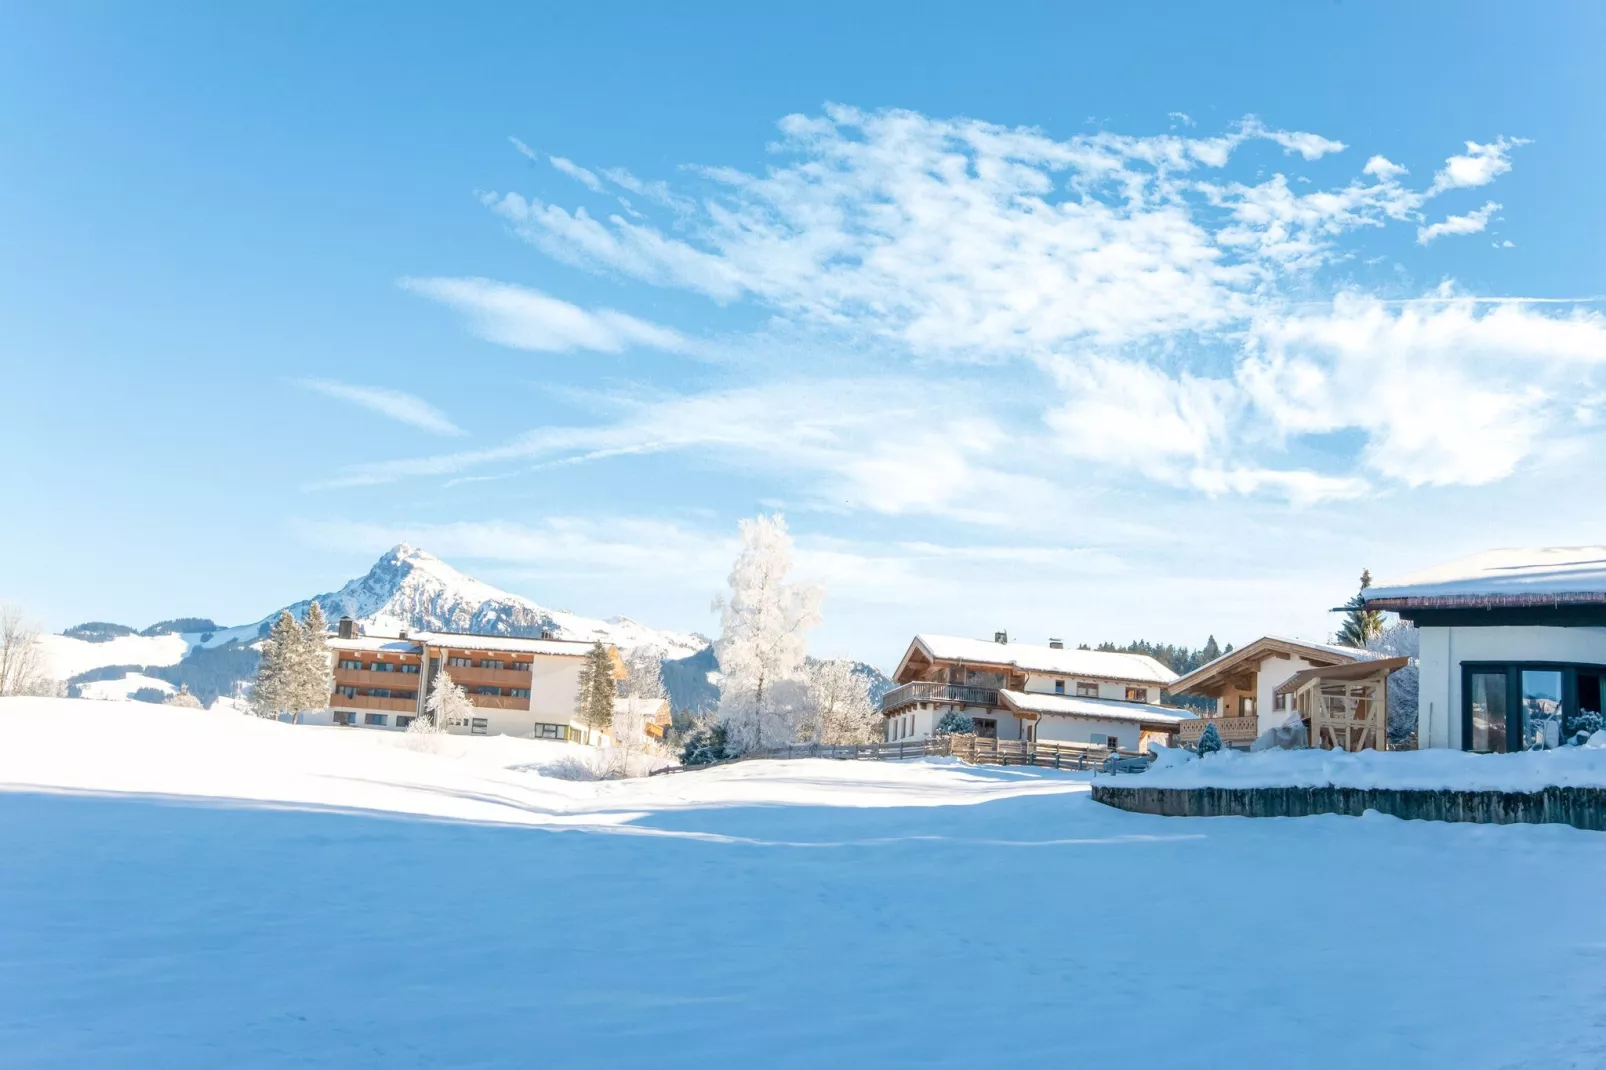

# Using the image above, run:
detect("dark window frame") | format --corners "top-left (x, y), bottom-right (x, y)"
top-left (1460, 660), bottom-right (1606, 753)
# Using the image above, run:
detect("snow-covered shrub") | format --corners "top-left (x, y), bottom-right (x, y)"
top-left (163, 685), bottom-right (203, 709)
top-left (680, 720), bottom-right (731, 766)
top-left (1196, 722), bottom-right (1223, 756)
top-left (402, 707), bottom-right (447, 753)
top-left (934, 711), bottom-right (974, 736)
top-left (1567, 709), bottom-right (1603, 746)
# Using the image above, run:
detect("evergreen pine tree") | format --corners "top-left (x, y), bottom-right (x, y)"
top-left (576, 641), bottom-right (617, 733)
top-left (249, 610), bottom-right (299, 719)
top-left (1196, 721), bottom-right (1223, 755)
top-left (1200, 635), bottom-right (1222, 664)
top-left (1337, 569), bottom-right (1386, 648)
top-left (295, 601), bottom-right (332, 715)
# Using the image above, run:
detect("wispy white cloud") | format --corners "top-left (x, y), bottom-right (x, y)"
top-left (296, 378), bottom-right (465, 436)
top-left (549, 155), bottom-right (604, 192)
top-left (1417, 200), bottom-right (1500, 244)
top-left (399, 276), bottom-right (690, 354)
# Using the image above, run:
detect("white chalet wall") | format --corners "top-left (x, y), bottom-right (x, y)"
top-left (1417, 625), bottom-right (1606, 750)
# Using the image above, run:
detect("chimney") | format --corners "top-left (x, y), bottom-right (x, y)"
top-left (399, 629), bottom-right (409, 640)
top-left (994, 630), bottom-right (1008, 645)
top-left (338, 616), bottom-right (356, 640)
top-left (539, 629), bottom-right (552, 640)
top-left (1048, 638), bottom-right (1064, 650)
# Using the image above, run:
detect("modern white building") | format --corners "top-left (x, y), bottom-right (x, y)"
top-left (880, 633), bottom-right (1192, 752)
top-left (1364, 547), bottom-right (1606, 752)
top-left (322, 617), bottom-right (624, 742)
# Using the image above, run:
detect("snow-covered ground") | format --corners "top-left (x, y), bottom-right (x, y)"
top-left (1131, 742), bottom-right (1606, 792)
top-left (3, 696), bottom-right (1605, 1069)
top-left (71, 671), bottom-right (176, 702)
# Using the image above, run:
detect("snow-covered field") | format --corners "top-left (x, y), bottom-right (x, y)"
top-left (1132, 742), bottom-right (1606, 792)
top-left (3, 697), bottom-right (1605, 1069)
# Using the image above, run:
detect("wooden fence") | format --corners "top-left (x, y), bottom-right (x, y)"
top-left (649, 733), bottom-right (1143, 776)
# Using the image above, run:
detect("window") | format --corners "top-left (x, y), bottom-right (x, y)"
top-left (1054, 679), bottom-right (1065, 695)
top-left (369, 662), bottom-right (393, 673)
top-left (470, 718), bottom-right (488, 735)
top-left (448, 657), bottom-right (472, 668)
top-left (480, 659), bottom-right (503, 670)
top-left (336, 685), bottom-right (356, 699)
top-left (1238, 696), bottom-right (1256, 718)
top-left (1076, 681), bottom-right (1099, 698)
top-left (333, 711), bottom-right (355, 726)
top-left (369, 688), bottom-right (392, 698)
top-left (509, 688), bottom-right (530, 699)
top-left (401, 664), bottom-right (420, 674)
top-left (510, 662), bottom-right (531, 673)
top-left (534, 723), bottom-right (565, 740)
top-left (394, 691), bottom-right (417, 702)
top-left (973, 717), bottom-right (998, 739)
top-left (364, 713), bottom-right (388, 727)
top-left (338, 659), bottom-right (362, 671)
top-left (1468, 671), bottom-right (1508, 753)
top-left (1273, 693), bottom-right (1287, 711)
top-left (475, 686), bottom-right (501, 696)
top-left (396, 716), bottom-right (414, 729)
top-left (1126, 686), bottom-right (1150, 703)
top-left (1522, 670), bottom-right (1564, 750)
top-left (1100, 735), bottom-right (1119, 749)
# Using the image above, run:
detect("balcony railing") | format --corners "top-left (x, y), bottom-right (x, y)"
top-left (467, 693), bottom-right (532, 711)
top-left (445, 666), bottom-right (535, 688)
top-left (333, 668), bottom-right (425, 689)
top-left (880, 681), bottom-right (1000, 713)
top-left (1178, 715), bottom-right (1260, 744)
top-left (332, 694), bottom-right (419, 713)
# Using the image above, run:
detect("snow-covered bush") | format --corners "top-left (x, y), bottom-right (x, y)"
top-left (1196, 722), bottom-right (1223, 756)
top-left (935, 711), bottom-right (974, 736)
top-left (163, 685), bottom-right (203, 709)
top-left (1567, 709), bottom-right (1603, 746)
top-left (680, 720), bottom-right (731, 766)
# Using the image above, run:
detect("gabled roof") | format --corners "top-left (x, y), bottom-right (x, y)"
top-left (1168, 635), bottom-right (1375, 696)
top-left (898, 634), bottom-right (1178, 686)
top-left (999, 689), bottom-right (1194, 726)
top-left (1364, 546), bottom-right (1606, 609)
top-left (1273, 656), bottom-right (1410, 696)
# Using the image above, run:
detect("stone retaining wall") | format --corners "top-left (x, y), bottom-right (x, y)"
top-left (1091, 783), bottom-right (1606, 831)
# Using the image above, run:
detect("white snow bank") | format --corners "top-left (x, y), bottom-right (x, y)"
top-left (1122, 742), bottom-right (1606, 793)
top-left (74, 673), bottom-right (174, 701)
top-left (0, 697), bottom-right (1086, 828)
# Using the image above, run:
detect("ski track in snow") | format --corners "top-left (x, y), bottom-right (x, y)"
top-left (3, 697), bottom-right (1606, 1069)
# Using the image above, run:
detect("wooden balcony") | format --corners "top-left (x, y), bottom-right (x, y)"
top-left (333, 694), bottom-right (419, 713)
top-left (334, 668), bottom-right (425, 689)
top-left (467, 693), bottom-right (531, 711)
top-left (445, 666), bottom-right (534, 689)
top-left (880, 681), bottom-right (1000, 713)
top-left (1178, 715), bottom-right (1259, 746)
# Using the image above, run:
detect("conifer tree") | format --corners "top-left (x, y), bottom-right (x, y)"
top-left (1196, 721), bottom-right (1223, 756)
top-left (1337, 569), bottom-right (1386, 648)
top-left (295, 601), bottom-right (332, 715)
top-left (1200, 635), bottom-right (1222, 664)
top-left (249, 610), bottom-right (299, 718)
top-left (576, 641), bottom-right (618, 733)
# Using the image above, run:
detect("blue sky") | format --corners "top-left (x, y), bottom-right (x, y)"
top-left (3, 1), bottom-right (1605, 667)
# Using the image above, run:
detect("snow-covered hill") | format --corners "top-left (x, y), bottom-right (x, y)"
top-left (274, 544), bottom-right (707, 658)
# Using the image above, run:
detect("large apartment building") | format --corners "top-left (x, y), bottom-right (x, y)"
top-left (881, 633), bottom-right (1193, 752)
top-left (324, 616), bottom-right (625, 742)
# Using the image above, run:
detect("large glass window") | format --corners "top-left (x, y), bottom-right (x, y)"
top-left (1468, 671), bottom-right (1507, 753)
top-left (1521, 670), bottom-right (1564, 750)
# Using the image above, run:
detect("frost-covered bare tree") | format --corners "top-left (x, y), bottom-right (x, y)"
top-left (1366, 620), bottom-right (1420, 747)
top-left (622, 646), bottom-right (666, 700)
top-left (801, 658), bottom-right (879, 744)
top-left (714, 514), bottom-right (823, 753)
top-left (0, 604), bottom-right (59, 697)
top-left (163, 685), bottom-right (204, 709)
top-left (425, 669), bottom-right (474, 729)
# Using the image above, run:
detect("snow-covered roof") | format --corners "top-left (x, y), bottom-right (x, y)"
top-left (908, 635), bottom-right (1178, 685)
top-left (412, 631), bottom-right (594, 657)
top-left (1365, 547), bottom-right (1606, 607)
top-left (998, 690), bottom-right (1194, 725)
top-left (326, 631), bottom-right (596, 657)
top-left (325, 636), bottom-right (420, 653)
top-left (1169, 635), bottom-right (1375, 695)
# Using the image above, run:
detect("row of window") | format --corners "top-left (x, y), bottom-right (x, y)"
top-left (1048, 679), bottom-right (1152, 703)
top-left (337, 660), bottom-right (422, 674)
top-left (334, 686), bottom-right (419, 701)
top-left (445, 657), bottom-right (533, 672)
top-left (471, 687), bottom-right (531, 698)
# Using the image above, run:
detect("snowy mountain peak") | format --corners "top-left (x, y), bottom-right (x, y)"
top-left (277, 545), bottom-right (708, 658)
